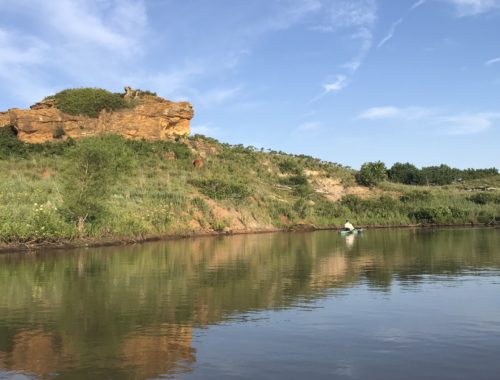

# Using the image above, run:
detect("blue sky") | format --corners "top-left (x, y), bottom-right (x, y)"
top-left (0, 0), bottom-right (499, 169)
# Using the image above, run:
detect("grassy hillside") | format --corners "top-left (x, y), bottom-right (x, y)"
top-left (0, 126), bottom-right (498, 245)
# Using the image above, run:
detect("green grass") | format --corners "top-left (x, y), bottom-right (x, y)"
top-left (45, 88), bottom-right (130, 118)
top-left (0, 133), bottom-right (498, 244)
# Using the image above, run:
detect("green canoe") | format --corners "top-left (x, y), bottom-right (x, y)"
top-left (339, 228), bottom-right (365, 236)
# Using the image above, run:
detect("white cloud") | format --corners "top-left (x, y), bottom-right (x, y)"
top-left (324, 76), bottom-right (348, 92)
top-left (377, 0), bottom-right (427, 49)
top-left (485, 57), bottom-right (500, 65)
top-left (359, 106), bottom-right (401, 119)
top-left (0, 0), bottom-right (150, 107)
top-left (358, 105), bottom-right (500, 134)
top-left (310, 75), bottom-right (348, 103)
top-left (322, 1), bottom-right (377, 72)
top-left (0, 28), bottom-right (49, 65)
top-left (411, 0), bottom-right (428, 10)
top-left (359, 106), bottom-right (434, 120)
top-left (342, 27), bottom-right (373, 72)
top-left (377, 18), bottom-right (403, 48)
top-left (440, 113), bottom-right (499, 134)
top-left (328, 0), bottom-right (377, 28)
top-left (311, 1), bottom-right (377, 99)
top-left (440, 0), bottom-right (500, 16)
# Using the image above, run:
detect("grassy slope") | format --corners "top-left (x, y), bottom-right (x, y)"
top-left (0, 134), bottom-right (499, 245)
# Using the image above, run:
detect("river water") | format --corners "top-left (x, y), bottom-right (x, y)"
top-left (0, 228), bottom-right (499, 380)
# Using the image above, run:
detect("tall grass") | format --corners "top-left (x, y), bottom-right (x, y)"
top-left (0, 133), bottom-right (498, 244)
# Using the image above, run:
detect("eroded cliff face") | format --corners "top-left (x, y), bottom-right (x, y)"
top-left (0, 90), bottom-right (193, 143)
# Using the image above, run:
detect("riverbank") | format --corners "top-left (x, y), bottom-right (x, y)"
top-left (1, 131), bottom-right (499, 250)
top-left (1, 223), bottom-right (498, 254)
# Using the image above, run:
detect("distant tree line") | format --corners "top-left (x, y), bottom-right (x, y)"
top-left (356, 161), bottom-right (498, 187)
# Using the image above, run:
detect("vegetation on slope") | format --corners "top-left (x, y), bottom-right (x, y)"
top-left (0, 125), bottom-right (498, 245)
top-left (44, 88), bottom-right (130, 117)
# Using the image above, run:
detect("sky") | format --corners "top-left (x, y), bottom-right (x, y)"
top-left (0, 0), bottom-right (499, 169)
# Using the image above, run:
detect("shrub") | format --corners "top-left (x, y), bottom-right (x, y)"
top-left (400, 190), bottom-right (433, 203)
top-left (449, 207), bottom-right (469, 222)
top-left (136, 89), bottom-right (157, 97)
top-left (268, 200), bottom-right (295, 222)
top-left (461, 168), bottom-right (498, 180)
top-left (125, 139), bottom-right (192, 159)
top-left (278, 159), bottom-right (302, 175)
top-left (0, 125), bottom-right (25, 158)
top-left (48, 88), bottom-right (129, 118)
top-left (467, 193), bottom-right (500, 205)
top-left (0, 125), bottom-right (76, 159)
top-left (293, 199), bottom-right (313, 219)
top-left (280, 174), bottom-right (308, 186)
top-left (340, 194), bottom-right (364, 213)
top-left (60, 135), bottom-right (135, 231)
top-left (477, 210), bottom-right (495, 224)
top-left (191, 197), bottom-right (209, 213)
top-left (409, 206), bottom-right (453, 224)
top-left (52, 126), bottom-right (66, 139)
top-left (279, 174), bottom-right (312, 196)
top-left (356, 161), bottom-right (387, 187)
top-left (189, 179), bottom-right (250, 201)
top-left (313, 197), bottom-right (347, 219)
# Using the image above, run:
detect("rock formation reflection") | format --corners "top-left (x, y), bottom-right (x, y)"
top-left (0, 228), bottom-right (498, 379)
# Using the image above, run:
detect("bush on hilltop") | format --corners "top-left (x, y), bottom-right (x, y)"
top-left (46, 88), bottom-right (129, 118)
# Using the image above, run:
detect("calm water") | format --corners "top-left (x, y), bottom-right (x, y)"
top-left (0, 228), bottom-right (499, 380)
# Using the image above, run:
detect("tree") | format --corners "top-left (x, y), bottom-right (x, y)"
top-left (388, 162), bottom-right (423, 185)
top-left (420, 164), bottom-right (458, 185)
top-left (60, 135), bottom-right (135, 233)
top-left (355, 161), bottom-right (388, 187)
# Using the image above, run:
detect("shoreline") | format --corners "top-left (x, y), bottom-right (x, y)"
top-left (0, 223), bottom-right (498, 254)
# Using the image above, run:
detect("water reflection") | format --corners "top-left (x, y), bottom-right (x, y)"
top-left (0, 228), bottom-right (498, 379)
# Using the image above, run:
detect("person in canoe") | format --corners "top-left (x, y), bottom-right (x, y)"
top-left (344, 220), bottom-right (355, 231)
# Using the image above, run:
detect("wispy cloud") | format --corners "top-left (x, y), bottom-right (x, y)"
top-left (310, 0), bottom-right (377, 99)
top-left (411, 0), bottom-right (427, 10)
top-left (359, 106), bottom-right (434, 120)
top-left (440, 0), bottom-right (500, 16)
top-left (358, 105), bottom-right (500, 134)
top-left (337, 0), bottom-right (377, 73)
top-left (310, 75), bottom-right (348, 103)
top-left (292, 121), bottom-right (323, 136)
top-left (0, 28), bottom-right (49, 65)
top-left (328, 0), bottom-right (377, 28)
top-left (359, 106), bottom-right (400, 119)
top-left (0, 0), bottom-right (150, 107)
top-left (342, 27), bottom-right (373, 72)
top-left (377, 18), bottom-right (403, 48)
top-left (485, 56), bottom-right (500, 65)
top-left (377, 0), bottom-right (426, 49)
top-left (324, 76), bottom-right (348, 92)
top-left (440, 113), bottom-right (500, 134)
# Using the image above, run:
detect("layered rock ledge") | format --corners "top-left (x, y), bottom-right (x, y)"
top-left (0, 88), bottom-right (193, 143)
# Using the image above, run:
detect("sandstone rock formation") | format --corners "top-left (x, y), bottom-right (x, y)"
top-left (0, 88), bottom-right (193, 143)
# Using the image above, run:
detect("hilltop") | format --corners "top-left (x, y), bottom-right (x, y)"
top-left (0, 87), bottom-right (193, 143)
top-left (0, 89), bottom-right (498, 250)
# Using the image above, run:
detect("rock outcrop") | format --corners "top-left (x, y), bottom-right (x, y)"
top-left (0, 88), bottom-right (193, 143)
